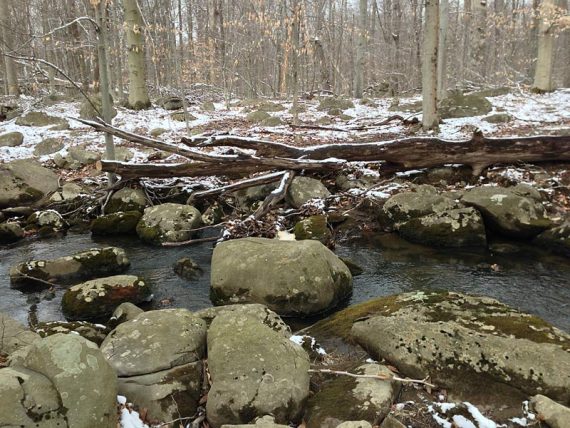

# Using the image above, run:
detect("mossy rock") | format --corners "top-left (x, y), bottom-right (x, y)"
top-left (439, 93), bottom-right (492, 118)
top-left (360, 98), bottom-right (378, 107)
top-left (34, 321), bottom-right (110, 346)
top-left (340, 114), bottom-right (353, 121)
top-left (173, 257), bottom-right (203, 280)
top-left (0, 222), bottom-right (24, 244)
top-left (15, 111), bottom-right (69, 128)
top-left (534, 222), bottom-right (570, 258)
top-left (294, 215), bottom-right (332, 245)
top-left (391, 100), bottom-right (422, 113)
top-left (339, 258), bottom-right (363, 276)
top-left (483, 113), bottom-right (513, 124)
top-left (136, 203), bottom-right (202, 245)
top-left (261, 116), bottom-right (283, 127)
top-left (107, 188), bottom-right (147, 213)
top-left (33, 138), bottom-right (64, 156)
top-left (257, 101), bottom-right (286, 112)
top-left (158, 96), bottom-right (183, 110)
top-left (150, 127), bottom-right (168, 137)
top-left (289, 105), bottom-right (307, 114)
top-left (328, 107), bottom-right (343, 116)
top-left (201, 101), bottom-right (216, 112)
top-left (0, 132), bottom-right (23, 147)
top-left (246, 110), bottom-right (271, 123)
top-left (0, 159), bottom-right (59, 209)
top-left (91, 211), bottom-right (142, 235)
top-left (79, 94), bottom-right (117, 120)
top-left (68, 147), bottom-right (101, 165)
top-left (317, 117), bottom-right (333, 126)
top-left (202, 202), bottom-right (225, 225)
top-left (171, 112), bottom-right (197, 122)
top-left (318, 97), bottom-right (355, 111)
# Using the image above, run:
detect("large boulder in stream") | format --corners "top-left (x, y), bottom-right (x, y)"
top-left (0, 222), bottom-right (24, 244)
top-left (344, 291), bottom-right (570, 403)
top-left (0, 159), bottom-right (59, 208)
top-left (461, 185), bottom-right (552, 238)
top-left (210, 237), bottom-right (352, 316)
top-left (9, 246), bottom-right (130, 289)
top-left (91, 211), bottom-right (142, 235)
top-left (106, 187), bottom-right (147, 213)
top-left (101, 309), bottom-right (206, 423)
top-left (62, 275), bottom-right (152, 320)
top-left (534, 221), bottom-right (570, 257)
top-left (206, 308), bottom-right (310, 427)
top-left (136, 203), bottom-right (202, 244)
top-left (2, 333), bottom-right (117, 428)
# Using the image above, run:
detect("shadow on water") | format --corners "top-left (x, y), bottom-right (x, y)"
top-left (1, 231), bottom-right (569, 331)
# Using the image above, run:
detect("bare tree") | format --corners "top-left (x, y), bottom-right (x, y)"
top-left (533, 0), bottom-right (557, 92)
top-left (0, 0), bottom-right (20, 96)
top-left (124, 0), bottom-right (151, 109)
top-left (353, 0), bottom-right (367, 98)
top-left (422, 0), bottom-right (439, 130)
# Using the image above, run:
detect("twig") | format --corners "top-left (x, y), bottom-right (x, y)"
top-left (308, 368), bottom-right (436, 388)
top-left (161, 236), bottom-right (220, 247)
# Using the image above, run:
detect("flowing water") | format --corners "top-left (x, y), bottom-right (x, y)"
top-left (1, 231), bottom-right (569, 331)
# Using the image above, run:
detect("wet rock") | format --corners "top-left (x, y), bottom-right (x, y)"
top-left (91, 211), bottom-right (142, 235)
top-left (136, 203), bottom-right (202, 245)
top-left (202, 201), bottom-right (225, 225)
top-left (305, 363), bottom-right (401, 427)
top-left (0, 159), bottom-right (59, 208)
top-left (15, 111), bottom-right (69, 128)
top-left (108, 302), bottom-right (144, 328)
top-left (211, 237), bottom-right (352, 316)
top-left (10, 246), bottom-right (130, 289)
top-left (221, 415), bottom-right (290, 428)
top-left (0, 222), bottom-right (24, 244)
top-left (174, 257), bottom-right (203, 280)
top-left (462, 186), bottom-right (552, 238)
top-left (246, 110), bottom-right (271, 123)
top-left (318, 97), bottom-right (355, 111)
top-left (0, 131), bottom-right (23, 147)
top-left (206, 309), bottom-right (310, 427)
top-left (339, 258), bottom-right (364, 276)
top-left (287, 176), bottom-right (331, 208)
top-left (33, 137), bottom-right (64, 156)
top-left (49, 182), bottom-right (85, 203)
top-left (34, 321), bottom-right (110, 346)
top-left (294, 215), bottom-right (332, 245)
top-left (107, 187), bottom-right (147, 213)
top-left (27, 209), bottom-right (66, 231)
top-left (101, 308), bottom-right (206, 376)
top-left (0, 312), bottom-right (40, 356)
top-left (397, 207), bottom-right (487, 247)
top-left (8, 333), bottom-right (118, 428)
top-left (534, 222), bottom-right (570, 257)
top-left (62, 275), bottom-right (152, 321)
top-left (79, 94), bottom-right (117, 120)
top-left (350, 291), bottom-right (570, 402)
top-left (531, 394), bottom-right (570, 428)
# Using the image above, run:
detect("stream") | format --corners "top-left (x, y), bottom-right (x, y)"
top-left (1, 231), bottom-right (569, 331)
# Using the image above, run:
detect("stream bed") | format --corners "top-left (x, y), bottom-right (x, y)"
top-left (1, 231), bottom-right (569, 331)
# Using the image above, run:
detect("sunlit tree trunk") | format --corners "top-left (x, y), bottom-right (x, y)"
top-left (437, 0), bottom-right (448, 101)
top-left (124, 0), bottom-right (151, 109)
top-left (533, 0), bottom-right (556, 92)
top-left (0, 0), bottom-right (20, 96)
top-left (422, 0), bottom-right (439, 130)
top-left (354, 0), bottom-right (367, 98)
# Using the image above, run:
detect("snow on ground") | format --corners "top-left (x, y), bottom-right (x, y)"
top-left (427, 401), bottom-right (536, 428)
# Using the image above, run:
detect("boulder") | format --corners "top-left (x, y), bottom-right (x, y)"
top-left (232, 182), bottom-right (278, 208)
top-left (91, 211), bottom-right (142, 235)
top-left (10, 246), bottom-right (130, 289)
top-left (461, 186), bottom-right (552, 238)
top-left (62, 275), bottom-right (152, 320)
top-left (15, 111), bottom-right (69, 128)
top-left (114, 146), bottom-right (134, 162)
top-left (221, 415), bottom-right (290, 428)
top-left (159, 96), bottom-right (184, 110)
top-left (0, 312), bottom-right (40, 356)
top-left (350, 291), bottom-right (570, 403)
top-left (338, 422), bottom-right (373, 428)
top-left (0, 131), bottom-right (23, 147)
top-left (171, 111), bottom-right (197, 121)
top-left (108, 302), bottom-right (144, 328)
top-left (150, 127), bottom-right (168, 137)
top-left (257, 101), bottom-right (286, 112)
top-left (0, 222), bottom-right (24, 244)
top-left (483, 113), bottom-right (513, 123)
top-left (34, 321), bottom-right (110, 346)
top-left (211, 238), bottom-right (352, 316)
top-left (294, 215), bottom-right (332, 245)
top-left (34, 137), bottom-right (64, 156)
top-left (304, 363), bottom-right (401, 427)
top-left (174, 257), bottom-right (203, 280)
top-left (206, 309), bottom-right (310, 427)
top-left (107, 187), bottom-right (147, 213)
top-left (27, 209), bottom-right (66, 231)
top-left (68, 147), bottom-right (101, 165)
top-left (287, 176), bottom-right (331, 208)
top-left (101, 308), bottom-right (207, 377)
top-left (261, 116), bottom-right (283, 127)
top-left (246, 110), bottom-right (271, 123)
top-left (79, 94), bottom-right (117, 120)
top-left (136, 203), bottom-right (202, 244)
top-left (531, 395), bottom-right (570, 428)
top-left (439, 92), bottom-right (492, 118)
top-left (318, 97), bottom-right (355, 111)
top-left (535, 222), bottom-right (570, 257)
top-left (202, 101), bottom-right (216, 111)
top-left (0, 159), bottom-right (59, 208)
top-left (8, 333), bottom-right (117, 428)
top-left (50, 182), bottom-right (85, 203)
top-left (397, 207), bottom-right (487, 247)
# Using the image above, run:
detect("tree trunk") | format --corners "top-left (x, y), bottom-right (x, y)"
top-left (533, 0), bottom-right (556, 92)
top-left (436, 0), bottom-right (448, 101)
top-left (0, 0), bottom-right (20, 96)
top-left (354, 0), bottom-right (367, 98)
top-left (422, 0), bottom-right (439, 130)
top-left (124, 0), bottom-right (151, 109)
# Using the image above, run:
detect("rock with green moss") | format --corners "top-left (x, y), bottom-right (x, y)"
top-left (34, 320), bottom-right (110, 346)
top-left (91, 211), bottom-right (142, 235)
top-left (246, 110), bottom-right (271, 123)
top-left (33, 137), bottom-right (64, 156)
top-left (202, 201), bottom-right (225, 225)
top-left (136, 203), bottom-right (202, 245)
top-left (258, 101), bottom-right (286, 112)
top-left (328, 107), bottom-right (343, 116)
top-left (9, 246), bottom-right (130, 289)
top-left (107, 187), bottom-right (147, 213)
top-left (439, 92), bottom-right (492, 118)
top-left (114, 147), bottom-right (134, 162)
top-left (289, 104), bottom-right (307, 114)
top-left (0, 132), bottom-right (23, 147)
top-left (348, 291), bottom-right (570, 403)
top-left (211, 238), bottom-right (352, 316)
top-left (15, 111), bottom-right (69, 128)
top-left (220, 415), bottom-right (291, 428)
top-left (294, 215), bottom-right (332, 244)
top-left (27, 210), bottom-right (66, 231)
top-left (0, 222), bottom-right (24, 244)
top-left (483, 113), bottom-right (513, 123)
top-left (68, 147), bottom-right (101, 165)
top-left (317, 117), bottom-right (333, 126)
top-left (304, 363), bottom-right (401, 428)
top-left (0, 159), bottom-right (59, 209)
top-left (171, 111), bottom-right (197, 121)
top-left (534, 222), bottom-right (570, 257)
top-left (79, 94), bottom-right (117, 120)
top-left (318, 97), bottom-right (355, 111)
top-left (397, 207), bottom-right (487, 247)
top-left (462, 186), bottom-right (552, 238)
top-left (206, 309), bottom-right (310, 426)
top-left (360, 98), bottom-right (378, 107)
top-left (62, 275), bottom-right (152, 321)
top-left (261, 116), bottom-right (283, 127)
top-left (287, 176), bottom-right (331, 208)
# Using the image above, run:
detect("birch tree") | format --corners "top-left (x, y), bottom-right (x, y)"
top-left (422, 0), bottom-right (439, 130)
top-left (124, 0), bottom-right (151, 109)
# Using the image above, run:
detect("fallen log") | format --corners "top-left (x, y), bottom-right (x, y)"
top-left (189, 171), bottom-right (287, 201)
top-left (253, 171), bottom-right (296, 220)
